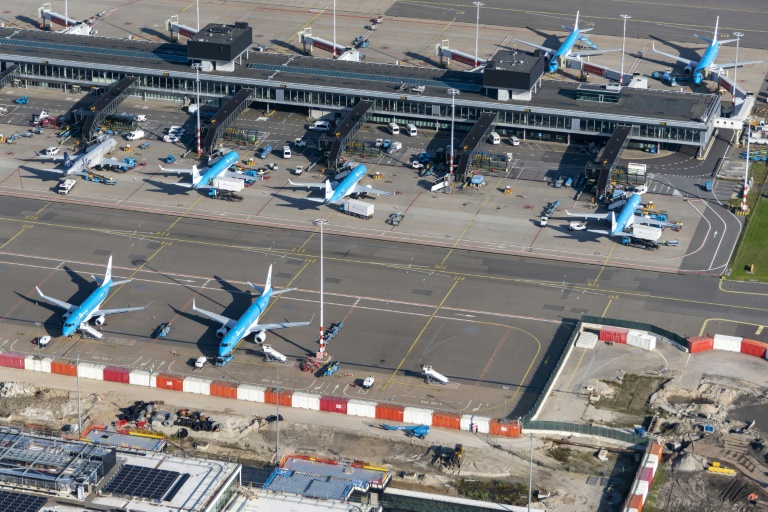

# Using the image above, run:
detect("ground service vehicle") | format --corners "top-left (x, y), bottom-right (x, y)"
top-left (340, 199), bottom-right (374, 219)
top-left (569, 221), bottom-right (586, 231)
top-left (260, 144), bottom-right (272, 159)
top-left (621, 236), bottom-right (659, 250)
top-left (309, 120), bottom-right (330, 131)
top-left (57, 179), bottom-right (76, 195)
top-left (15, 96), bottom-right (28, 105)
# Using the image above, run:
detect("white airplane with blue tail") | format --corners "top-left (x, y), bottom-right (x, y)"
top-left (192, 264), bottom-right (312, 366)
top-left (36, 137), bottom-right (121, 176)
top-left (289, 163), bottom-right (395, 204)
top-left (35, 256), bottom-right (149, 339)
top-left (652, 17), bottom-right (763, 85)
top-left (161, 150), bottom-right (246, 189)
top-left (513, 11), bottom-right (619, 73)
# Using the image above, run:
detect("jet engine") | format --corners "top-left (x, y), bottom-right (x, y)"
top-left (684, 65), bottom-right (694, 75)
top-left (254, 331), bottom-right (267, 344)
top-left (94, 315), bottom-right (106, 326)
top-left (216, 326), bottom-right (228, 338)
top-left (62, 311), bottom-right (71, 323)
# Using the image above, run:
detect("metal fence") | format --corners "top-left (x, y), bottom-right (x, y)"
top-left (523, 420), bottom-right (646, 445)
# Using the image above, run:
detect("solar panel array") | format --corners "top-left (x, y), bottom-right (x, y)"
top-left (103, 464), bottom-right (181, 500)
top-left (0, 490), bottom-right (46, 512)
top-left (247, 63), bottom-right (482, 92)
top-left (0, 38), bottom-right (189, 63)
top-left (265, 458), bottom-right (388, 501)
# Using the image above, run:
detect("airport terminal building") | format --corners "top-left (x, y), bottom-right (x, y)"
top-left (0, 25), bottom-right (720, 157)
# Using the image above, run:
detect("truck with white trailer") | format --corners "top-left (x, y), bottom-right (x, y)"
top-left (212, 177), bottom-right (245, 192)
top-left (340, 199), bottom-right (374, 219)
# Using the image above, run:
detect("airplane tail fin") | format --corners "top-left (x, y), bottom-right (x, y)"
top-left (713, 16), bottom-right (719, 43)
top-left (324, 179), bottom-right (334, 202)
top-left (63, 153), bottom-right (72, 169)
top-left (104, 256), bottom-right (113, 284)
top-left (191, 165), bottom-right (201, 185)
top-left (611, 211), bottom-right (617, 236)
top-left (574, 10), bottom-right (579, 31)
top-left (264, 264), bottom-right (273, 294)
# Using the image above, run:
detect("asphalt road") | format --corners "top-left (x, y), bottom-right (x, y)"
top-left (0, 197), bottom-right (766, 415)
top-left (386, 0), bottom-right (768, 49)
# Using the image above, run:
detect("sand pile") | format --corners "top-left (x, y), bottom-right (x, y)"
top-left (672, 452), bottom-right (708, 472)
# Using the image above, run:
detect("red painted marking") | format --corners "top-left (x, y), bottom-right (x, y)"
top-left (389, 191), bottom-right (422, 231)
top-left (528, 226), bottom-right (544, 247)
top-left (123, 164), bottom-right (160, 202)
top-left (475, 327), bottom-right (511, 386)
top-left (0, 167), bottom-right (23, 188)
top-left (255, 180), bottom-right (292, 217)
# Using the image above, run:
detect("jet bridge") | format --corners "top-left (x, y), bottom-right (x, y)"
top-left (79, 76), bottom-right (139, 142)
top-left (201, 88), bottom-right (254, 155)
top-left (0, 65), bottom-right (17, 90)
top-left (585, 125), bottom-right (632, 198)
top-left (319, 100), bottom-right (374, 169)
top-left (453, 112), bottom-right (497, 181)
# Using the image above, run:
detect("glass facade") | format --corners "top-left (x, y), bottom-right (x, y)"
top-left (7, 61), bottom-right (711, 149)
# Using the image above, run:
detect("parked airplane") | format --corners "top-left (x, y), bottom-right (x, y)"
top-left (565, 186), bottom-right (678, 238)
top-left (161, 150), bottom-right (243, 189)
top-left (35, 256), bottom-right (148, 339)
top-left (652, 17), bottom-right (763, 85)
top-left (513, 11), bottom-right (618, 73)
top-left (191, 265), bottom-right (312, 366)
top-left (289, 163), bottom-right (395, 204)
top-left (36, 137), bottom-right (120, 175)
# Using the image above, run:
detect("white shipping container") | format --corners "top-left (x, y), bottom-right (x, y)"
top-left (183, 376), bottom-right (211, 395)
top-left (77, 362), bottom-right (105, 380)
top-left (347, 399), bottom-right (377, 418)
top-left (292, 391), bottom-right (321, 410)
top-left (460, 414), bottom-right (491, 434)
top-left (24, 355), bottom-right (53, 373)
top-left (714, 334), bottom-right (742, 352)
top-left (644, 458), bottom-right (658, 473)
top-left (627, 332), bottom-right (657, 351)
top-left (237, 383), bottom-right (266, 402)
top-left (403, 407), bottom-right (433, 425)
top-left (634, 480), bottom-right (649, 500)
top-left (213, 176), bottom-right (245, 192)
top-left (129, 369), bottom-right (157, 387)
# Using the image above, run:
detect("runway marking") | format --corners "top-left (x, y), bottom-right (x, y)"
top-left (102, 245), bottom-right (166, 307)
top-left (438, 184), bottom-right (496, 266)
top-left (601, 298), bottom-right (613, 317)
top-left (0, 226), bottom-right (29, 251)
top-left (297, 212), bottom-right (333, 252)
top-left (563, 347), bottom-right (588, 394)
top-left (698, 318), bottom-right (766, 337)
top-left (591, 243), bottom-right (616, 287)
top-left (285, 2), bottom-right (332, 47)
top-left (382, 279), bottom-right (460, 391)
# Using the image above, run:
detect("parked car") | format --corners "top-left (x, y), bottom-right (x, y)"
top-left (309, 120), bottom-right (330, 131)
top-left (163, 134), bottom-right (180, 143)
top-left (45, 146), bottom-right (60, 156)
top-left (569, 221), bottom-right (586, 231)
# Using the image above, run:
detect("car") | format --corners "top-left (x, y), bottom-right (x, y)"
top-left (163, 134), bottom-right (180, 143)
top-left (569, 221), bottom-right (586, 231)
top-left (411, 161), bottom-right (424, 170)
top-left (21, 132), bottom-right (33, 138)
top-left (510, 136), bottom-right (521, 146)
top-left (308, 120), bottom-right (330, 131)
top-left (172, 128), bottom-right (186, 136)
top-left (45, 146), bottom-right (60, 156)
top-left (37, 335), bottom-right (51, 347)
top-left (540, 216), bottom-right (548, 227)
top-left (293, 137), bottom-right (307, 147)
top-left (293, 165), bottom-right (304, 175)
top-left (167, 125), bottom-right (181, 134)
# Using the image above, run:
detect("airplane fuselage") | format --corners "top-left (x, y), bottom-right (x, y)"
top-left (65, 138), bottom-right (118, 175)
top-left (551, 31), bottom-right (581, 70)
top-left (612, 193), bottom-right (643, 236)
top-left (195, 151), bottom-right (240, 189)
top-left (328, 165), bottom-right (367, 204)
top-left (62, 282), bottom-right (112, 336)
top-left (693, 44), bottom-right (720, 84)
top-left (218, 289), bottom-right (272, 357)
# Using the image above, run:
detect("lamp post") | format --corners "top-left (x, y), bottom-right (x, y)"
top-left (333, 0), bottom-right (337, 58)
top-left (276, 362), bottom-right (281, 464)
top-left (447, 88), bottom-right (459, 178)
top-left (196, 0), bottom-right (200, 32)
top-left (528, 433), bottom-right (534, 512)
top-left (733, 32), bottom-right (744, 106)
top-left (313, 219), bottom-right (329, 357)
top-left (620, 15), bottom-right (631, 87)
top-left (192, 63), bottom-right (202, 157)
top-left (35, 322), bottom-right (41, 359)
top-left (76, 353), bottom-right (82, 436)
top-left (472, 2), bottom-right (484, 67)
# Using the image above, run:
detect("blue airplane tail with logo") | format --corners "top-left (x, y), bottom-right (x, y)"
top-left (191, 165), bottom-right (202, 186)
top-left (64, 152), bottom-right (73, 169)
top-left (324, 179), bottom-right (334, 202)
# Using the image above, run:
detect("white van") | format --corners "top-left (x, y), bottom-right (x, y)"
top-left (510, 136), bottom-right (521, 146)
top-left (405, 124), bottom-right (418, 136)
top-left (125, 130), bottom-right (145, 141)
top-left (283, 145), bottom-right (292, 159)
top-left (388, 122), bottom-right (400, 135)
top-left (135, 114), bottom-right (147, 122)
top-left (488, 132), bottom-right (501, 145)
top-left (187, 104), bottom-right (198, 114)
top-left (309, 120), bottom-right (330, 131)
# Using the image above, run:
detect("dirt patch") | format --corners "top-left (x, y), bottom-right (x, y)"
top-left (593, 374), bottom-right (669, 419)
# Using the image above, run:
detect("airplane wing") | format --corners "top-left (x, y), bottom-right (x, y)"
top-left (36, 154), bottom-right (66, 162)
top-left (288, 179), bottom-right (330, 189)
top-left (512, 38), bottom-right (556, 55)
top-left (249, 320), bottom-right (312, 333)
top-left (192, 299), bottom-right (237, 329)
top-left (351, 184), bottom-right (396, 196)
top-left (93, 305), bottom-right (148, 316)
top-left (159, 165), bottom-right (197, 175)
top-left (568, 49), bottom-right (620, 58)
top-left (715, 59), bottom-right (764, 71)
top-left (94, 157), bottom-right (123, 167)
top-left (35, 287), bottom-right (77, 313)
top-left (564, 210), bottom-right (610, 221)
top-left (652, 43), bottom-right (696, 67)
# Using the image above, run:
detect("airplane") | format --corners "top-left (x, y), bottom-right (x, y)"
top-left (513, 11), bottom-right (618, 73)
top-left (160, 150), bottom-right (245, 189)
top-left (191, 264), bottom-right (312, 366)
top-left (289, 163), bottom-right (395, 204)
top-left (35, 256), bottom-right (148, 339)
top-left (36, 137), bottom-right (121, 176)
top-left (565, 186), bottom-right (680, 237)
top-left (652, 17), bottom-right (764, 85)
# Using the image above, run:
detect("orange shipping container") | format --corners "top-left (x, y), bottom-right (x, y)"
top-left (649, 442), bottom-right (663, 458)
top-left (155, 374), bottom-right (183, 391)
top-left (741, 339), bottom-right (768, 359)
top-left (489, 419), bottom-right (522, 437)
top-left (375, 403), bottom-right (404, 422)
top-left (630, 494), bottom-right (644, 512)
top-left (51, 361), bottom-right (77, 376)
top-left (264, 388), bottom-right (293, 406)
top-left (210, 381), bottom-right (238, 399)
top-left (431, 411), bottom-right (461, 430)
top-left (687, 336), bottom-right (714, 353)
